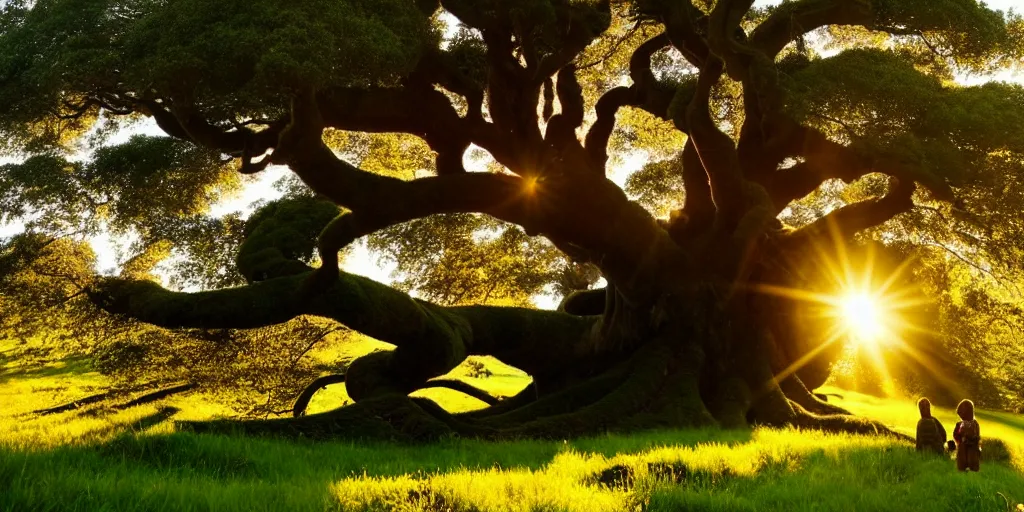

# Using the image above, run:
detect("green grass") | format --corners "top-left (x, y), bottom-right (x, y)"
top-left (2, 349), bottom-right (1024, 511)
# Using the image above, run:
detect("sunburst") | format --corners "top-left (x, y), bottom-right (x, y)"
top-left (753, 219), bottom-right (938, 395)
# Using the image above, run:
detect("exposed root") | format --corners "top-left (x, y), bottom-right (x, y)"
top-left (458, 381), bottom-right (537, 419)
top-left (179, 394), bottom-right (453, 442)
top-left (780, 375), bottom-right (852, 416)
top-left (113, 383), bottom-right (196, 410)
top-left (420, 379), bottom-right (500, 406)
top-left (467, 365), bottom-right (628, 427)
top-left (292, 374), bottom-right (347, 417)
top-left (175, 339), bottom-right (906, 443)
top-left (790, 401), bottom-right (913, 443)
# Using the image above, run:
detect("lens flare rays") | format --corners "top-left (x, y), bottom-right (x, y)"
top-left (755, 221), bottom-right (939, 397)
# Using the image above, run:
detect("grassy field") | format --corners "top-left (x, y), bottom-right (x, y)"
top-left (2, 344), bottom-right (1024, 511)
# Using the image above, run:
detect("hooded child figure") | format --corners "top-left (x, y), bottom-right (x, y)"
top-left (915, 398), bottom-right (947, 455)
top-left (953, 399), bottom-right (981, 471)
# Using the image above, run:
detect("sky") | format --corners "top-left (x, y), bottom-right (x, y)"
top-left (2, 0), bottom-right (1023, 309)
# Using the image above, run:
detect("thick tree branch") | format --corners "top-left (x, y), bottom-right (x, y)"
top-left (543, 64), bottom-right (588, 171)
top-left (270, 90), bottom-right (684, 303)
top-left (415, 49), bottom-right (486, 123)
top-left (316, 85), bottom-right (475, 175)
top-left (658, 1), bottom-right (712, 67)
top-left (534, 2), bottom-right (611, 82)
top-left (582, 31), bottom-right (676, 169)
top-left (628, 33), bottom-right (685, 128)
top-left (767, 125), bottom-right (955, 212)
top-left (306, 173), bottom-right (539, 292)
top-left (678, 139), bottom-right (716, 235)
top-left (88, 272), bottom-right (596, 380)
top-left (134, 97), bottom-right (286, 171)
top-left (630, 33), bottom-right (671, 92)
top-left (685, 58), bottom-right (746, 227)
top-left (750, 0), bottom-right (874, 58)
top-left (785, 177), bottom-right (916, 245)
top-left (707, 0), bottom-right (756, 80)
top-left (767, 128), bottom-right (873, 209)
top-left (584, 86), bottom-right (635, 170)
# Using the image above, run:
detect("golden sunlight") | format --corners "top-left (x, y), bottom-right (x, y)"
top-left (837, 292), bottom-right (887, 346)
top-left (524, 176), bottom-right (540, 194)
top-left (752, 220), bottom-right (941, 395)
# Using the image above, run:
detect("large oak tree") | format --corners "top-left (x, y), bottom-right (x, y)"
top-left (2, 0), bottom-right (1023, 440)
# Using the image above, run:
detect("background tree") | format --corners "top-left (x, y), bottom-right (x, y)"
top-left (1, 0), bottom-right (1023, 440)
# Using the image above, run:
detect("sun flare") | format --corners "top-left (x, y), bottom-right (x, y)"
top-left (838, 292), bottom-right (887, 345)
top-left (752, 225), bottom-right (940, 396)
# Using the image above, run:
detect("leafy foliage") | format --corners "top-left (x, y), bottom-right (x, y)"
top-left (2, 0), bottom-right (1024, 421)
top-left (0, 0), bottom-right (434, 149)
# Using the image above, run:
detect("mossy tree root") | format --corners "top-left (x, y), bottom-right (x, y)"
top-left (790, 402), bottom-right (913, 443)
top-left (779, 374), bottom-right (852, 416)
top-left (292, 374), bottom-right (347, 417)
top-left (177, 338), bottom-right (723, 441)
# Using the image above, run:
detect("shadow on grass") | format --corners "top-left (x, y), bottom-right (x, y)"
top-left (0, 354), bottom-right (94, 383)
top-left (1, 419), bottom-right (754, 484)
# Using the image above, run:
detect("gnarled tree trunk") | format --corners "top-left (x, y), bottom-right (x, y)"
top-left (85, 0), bottom-right (946, 443)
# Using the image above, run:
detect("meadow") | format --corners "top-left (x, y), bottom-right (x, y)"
top-left (2, 342), bottom-right (1023, 512)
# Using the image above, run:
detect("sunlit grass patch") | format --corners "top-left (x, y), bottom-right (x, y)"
top-left (330, 455), bottom-right (628, 512)
top-left (3, 344), bottom-right (1024, 512)
top-left (821, 386), bottom-right (1024, 471)
top-left (323, 428), bottom-right (1008, 512)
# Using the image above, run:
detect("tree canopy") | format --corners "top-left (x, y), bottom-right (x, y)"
top-left (2, 0), bottom-right (1024, 438)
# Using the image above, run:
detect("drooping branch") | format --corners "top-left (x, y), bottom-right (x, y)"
top-left (135, 98), bottom-right (286, 162)
top-left (88, 271), bottom-right (597, 381)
